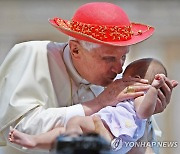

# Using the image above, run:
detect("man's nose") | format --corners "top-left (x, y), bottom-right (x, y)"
top-left (111, 62), bottom-right (123, 74)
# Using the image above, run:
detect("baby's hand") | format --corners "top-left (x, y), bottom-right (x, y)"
top-left (151, 74), bottom-right (165, 89)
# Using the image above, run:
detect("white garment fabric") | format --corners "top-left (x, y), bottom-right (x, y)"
top-left (96, 99), bottom-right (147, 153)
top-left (0, 41), bottom-right (103, 154)
top-left (0, 41), bottom-right (160, 154)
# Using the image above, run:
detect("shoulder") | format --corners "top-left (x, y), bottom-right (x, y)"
top-left (1, 41), bottom-right (54, 69)
top-left (8, 41), bottom-right (50, 57)
top-left (13, 41), bottom-right (51, 53)
top-left (10, 41), bottom-right (67, 57)
top-left (14, 40), bottom-right (51, 49)
top-left (47, 42), bottom-right (67, 55)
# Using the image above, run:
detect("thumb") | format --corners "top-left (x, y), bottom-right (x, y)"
top-left (171, 80), bottom-right (178, 88)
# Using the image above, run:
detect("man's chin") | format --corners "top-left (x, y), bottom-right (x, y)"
top-left (95, 78), bottom-right (114, 87)
top-left (102, 79), bottom-right (114, 87)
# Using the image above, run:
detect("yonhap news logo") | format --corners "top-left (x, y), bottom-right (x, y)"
top-left (111, 138), bottom-right (123, 151)
top-left (111, 137), bottom-right (178, 151)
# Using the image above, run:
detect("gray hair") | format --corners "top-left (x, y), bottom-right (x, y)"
top-left (68, 36), bottom-right (102, 51)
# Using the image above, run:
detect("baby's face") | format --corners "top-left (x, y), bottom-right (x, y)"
top-left (122, 60), bottom-right (151, 81)
top-left (123, 71), bottom-right (141, 79)
top-left (123, 59), bottom-right (166, 85)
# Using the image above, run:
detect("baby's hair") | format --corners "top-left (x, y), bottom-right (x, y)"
top-left (123, 58), bottom-right (167, 84)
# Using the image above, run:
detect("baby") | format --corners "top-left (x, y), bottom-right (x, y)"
top-left (9, 58), bottom-right (167, 153)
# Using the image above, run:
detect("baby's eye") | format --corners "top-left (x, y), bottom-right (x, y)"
top-left (134, 75), bottom-right (141, 79)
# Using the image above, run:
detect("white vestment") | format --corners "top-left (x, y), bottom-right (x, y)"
top-left (0, 41), bottom-right (160, 154)
top-left (0, 41), bottom-right (104, 154)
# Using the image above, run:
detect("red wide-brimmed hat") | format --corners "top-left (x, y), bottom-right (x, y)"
top-left (49, 2), bottom-right (154, 46)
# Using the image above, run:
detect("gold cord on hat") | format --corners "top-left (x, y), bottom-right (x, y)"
top-left (56, 18), bottom-right (132, 41)
top-left (55, 18), bottom-right (152, 42)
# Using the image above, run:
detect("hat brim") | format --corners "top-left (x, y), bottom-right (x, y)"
top-left (49, 18), bottom-right (154, 46)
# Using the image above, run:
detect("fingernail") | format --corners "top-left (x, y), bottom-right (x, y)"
top-left (144, 79), bottom-right (149, 83)
top-left (10, 126), bottom-right (13, 131)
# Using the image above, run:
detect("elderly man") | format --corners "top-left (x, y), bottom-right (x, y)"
top-left (0, 2), bottom-right (178, 154)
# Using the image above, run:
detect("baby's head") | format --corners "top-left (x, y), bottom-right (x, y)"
top-left (123, 58), bottom-right (167, 84)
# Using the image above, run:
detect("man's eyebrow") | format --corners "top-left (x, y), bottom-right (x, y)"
top-left (102, 55), bottom-right (116, 57)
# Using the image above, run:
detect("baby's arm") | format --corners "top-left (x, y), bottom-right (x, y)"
top-left (134, 74), bottom-right (165, 119)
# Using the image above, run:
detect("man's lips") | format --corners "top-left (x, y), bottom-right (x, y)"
top-left (108, 75), bottom-right (117, 80)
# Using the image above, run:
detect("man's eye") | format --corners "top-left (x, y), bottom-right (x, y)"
top-left (102, 57), bottom-right (115, 62)
top-left (121, 55), bottom-right (126, 61)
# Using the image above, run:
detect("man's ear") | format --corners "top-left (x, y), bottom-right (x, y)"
top-left (69, 40), bottom-right (81, 58)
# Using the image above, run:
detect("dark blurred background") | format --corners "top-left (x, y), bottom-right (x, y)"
top-left (0, 0), bottom-right (179, 153)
